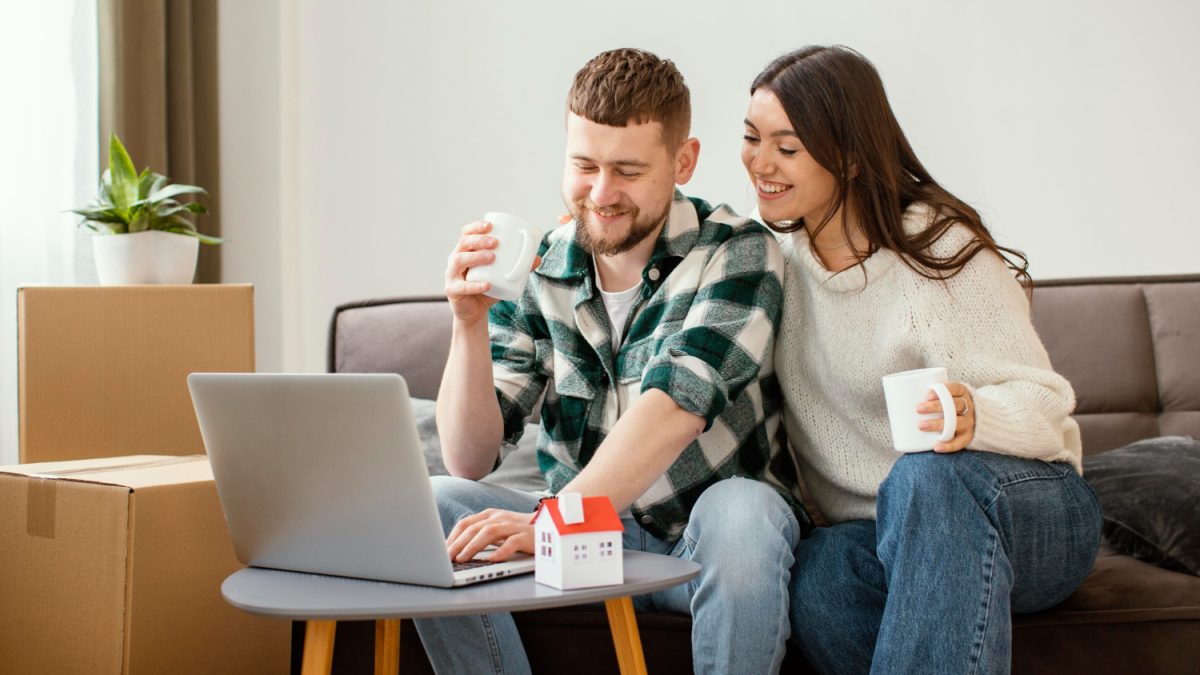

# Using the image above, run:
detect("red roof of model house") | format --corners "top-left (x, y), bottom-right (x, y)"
top-left (531, 496), bottom-right (625, 535)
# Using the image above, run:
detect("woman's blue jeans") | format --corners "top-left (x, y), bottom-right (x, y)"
top-left (789, 450), bottom-right (1103, 675)
top-left (413, 475), bottom-right (803, 674)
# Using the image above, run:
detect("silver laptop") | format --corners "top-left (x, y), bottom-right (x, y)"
top-left (187, 372), bottom-right (534, 587)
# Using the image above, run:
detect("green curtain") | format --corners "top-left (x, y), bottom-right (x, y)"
top-left (98, 0), bottom-right (221, 282)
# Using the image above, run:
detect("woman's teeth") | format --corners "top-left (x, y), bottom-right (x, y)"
top-left (757, 180), bottom-right (791, 193)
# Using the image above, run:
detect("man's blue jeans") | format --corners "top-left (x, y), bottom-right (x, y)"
top-left (413, 476), bottom-right (803, 674)
top-left (789, 450), bottom-right (1103, 675)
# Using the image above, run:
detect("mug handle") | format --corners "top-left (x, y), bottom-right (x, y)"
top-left (505, 229), bottom-right (536, 281)
top-left (928, 382), bottom-right (957, 443)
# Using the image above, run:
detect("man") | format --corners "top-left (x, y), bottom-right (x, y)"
top-left (418, 48), bottom-right (809, 674)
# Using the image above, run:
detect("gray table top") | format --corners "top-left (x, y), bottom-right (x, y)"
top-left (222, 550), bottom-right (700, 621)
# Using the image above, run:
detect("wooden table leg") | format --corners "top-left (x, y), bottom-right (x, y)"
top-left (604, 596), bottom-right (648, 675)
top-left (301, 620), bottom-right (337, 675)
top-left (375, 619), bottom-right (401, 675)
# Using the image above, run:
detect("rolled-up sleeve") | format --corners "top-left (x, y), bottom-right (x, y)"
top-left (489, 298), bottom-right (549, 444)
top-left (641, 228), bottom-right (784, 429)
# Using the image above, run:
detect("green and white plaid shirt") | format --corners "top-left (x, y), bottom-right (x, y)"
top-left (489, 191), bottom-right (807, 541)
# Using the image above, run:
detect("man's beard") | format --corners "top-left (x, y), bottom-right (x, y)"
top-left (569, 198), bottom-right (670, 256)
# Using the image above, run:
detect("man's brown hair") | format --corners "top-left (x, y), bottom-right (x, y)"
top-left (567, 48), bottom-right (691, 149)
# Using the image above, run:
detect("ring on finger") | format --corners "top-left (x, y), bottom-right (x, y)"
top-left (956, 397), bottom-right (970, 417)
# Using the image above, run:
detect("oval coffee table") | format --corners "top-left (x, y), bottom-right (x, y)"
top-left (222, 550), bottom-right (700, 675)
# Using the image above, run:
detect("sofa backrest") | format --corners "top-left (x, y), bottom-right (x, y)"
top-left (329, 275), bottom-right (1200, 455)
top-left (328, 296), bottom-right (451, 400)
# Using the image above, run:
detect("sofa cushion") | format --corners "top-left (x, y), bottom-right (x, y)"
top-left (331, 297), bottom-right (451, 400)
top-left (1023, 542), bottom-right (1200, 622)
top-left (1083, 436), bottom-right (1200, 575)
top-left (1011, 541), bottom-right (1200, 674)
top-left (1031, 284), bottom-right (1158, 416)
top-left (412, 397), bottom-right (547, 494)
top-left (1069, 412), bottom-right (1162, 458)
top-left (1145, 283), bottom-right (1200, 415)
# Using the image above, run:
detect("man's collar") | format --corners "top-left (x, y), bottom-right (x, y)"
top-left (536, 190), bottom-right (699, 281)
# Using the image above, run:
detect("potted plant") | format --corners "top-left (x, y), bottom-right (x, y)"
top-left (71, 133), bottom-right (221, 284)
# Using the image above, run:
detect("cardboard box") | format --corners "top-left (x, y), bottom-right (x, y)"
top-left (17, 285), bottom-right (255, 463)
top-left (0, 455), bottom-right (289, 674)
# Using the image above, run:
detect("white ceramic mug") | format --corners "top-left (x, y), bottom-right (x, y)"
top-left (465, 212), bottom-right (543, 302)
top-left (882, 367), bottom-right (957, 452)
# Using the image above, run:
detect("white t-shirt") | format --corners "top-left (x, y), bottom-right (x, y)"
top-left (596, 275), bottom-right (643, 353)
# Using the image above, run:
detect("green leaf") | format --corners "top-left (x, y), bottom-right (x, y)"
top-left (192, 231), bottom-right (224, 245)
top-left (162, 219), bottom-right (221, 244)
top-left (128, 208), bottom-right (154, 233)
top-left (70, 209), bottom-right (127, 224)
top-left (164, 213), bottom-right (197, 231)
top-left (99, 169), bottom-right (114, 206)
top-left (84, 221), bottom-right (124, 234)
top-left (153, 202), bottom-right (207, 219)
top-left (108, 133), bottom-right (138, 215)
top-left (137, 168), bottom-right (156, 200)
top-left (145, 183), bottom-right (207, 203)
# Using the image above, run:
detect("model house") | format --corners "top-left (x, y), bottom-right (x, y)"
top-left (532, 493), bottom-right (624, 590)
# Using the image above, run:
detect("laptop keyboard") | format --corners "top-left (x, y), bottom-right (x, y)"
top-left (452, 559), bottom-right (496, 572)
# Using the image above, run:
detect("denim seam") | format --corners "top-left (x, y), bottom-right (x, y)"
top-left (980, 471), bottom-right (1067, 512)
top-left (967, 529), bottom-right (999, 675)
top-left (994, 471), bottom-right (1068, 489)
top-left (1077, 471), bottom-right (1103, 513)
top-left (768, 511), bottom-right (799, 671)
top-left (479, 614), bottom-right (506, 674)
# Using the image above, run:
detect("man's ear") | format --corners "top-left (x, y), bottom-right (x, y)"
top-left (674, 137), bottom-right (701, 185)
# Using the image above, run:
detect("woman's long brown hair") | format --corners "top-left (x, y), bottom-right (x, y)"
top-left (751, 45), bottom-right (1031, 287)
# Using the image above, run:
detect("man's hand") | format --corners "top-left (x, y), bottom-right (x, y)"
top-left (444, 221), bottom-right (501, 326)
top-left (446, 508), bottom-right (535, 563)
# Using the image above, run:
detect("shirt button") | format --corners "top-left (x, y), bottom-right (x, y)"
top-left (647, 267), bottom-right (660, 281)
top-left (640, 515), bottom-right (653, 525)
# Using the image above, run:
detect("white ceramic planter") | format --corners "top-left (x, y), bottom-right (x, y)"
top-left (92, 230), bottom-right (200, 285)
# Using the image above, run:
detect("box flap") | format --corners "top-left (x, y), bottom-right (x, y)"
top-left (0, 455), bottom-right (211, 490)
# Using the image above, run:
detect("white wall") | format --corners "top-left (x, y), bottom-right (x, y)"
top-left (220, 0), bottom-right (1200, 374)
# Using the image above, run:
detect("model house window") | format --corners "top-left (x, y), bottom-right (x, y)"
top-left (573, 543), bottom-right (589, 561)
top-left (0, 2), bottom-right (98, 465)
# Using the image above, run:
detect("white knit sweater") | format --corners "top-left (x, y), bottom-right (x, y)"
top-left (774, 204), bottom-right (1082, 524)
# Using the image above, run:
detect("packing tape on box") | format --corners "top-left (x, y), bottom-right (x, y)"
top-left (22, 455), bottom-right (207, 539)
top-left (29, 454), bottom-right (207, 478)
top-left (26, 477), bottom-right (56, 538)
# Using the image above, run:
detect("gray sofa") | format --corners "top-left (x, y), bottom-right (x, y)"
top-left (307, 275), bottom-right (1200, 674)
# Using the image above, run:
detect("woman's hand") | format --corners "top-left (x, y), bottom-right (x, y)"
top-left (917, 383), bottom-right (975, 453)
top-left (446, 508), bottom-right (535, 563)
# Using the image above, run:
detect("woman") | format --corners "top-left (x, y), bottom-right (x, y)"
top-left (742, 46), bottom-right (1102, 674)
